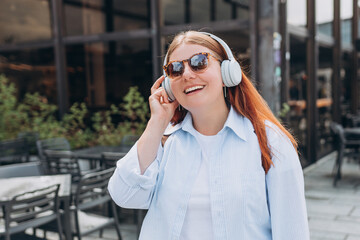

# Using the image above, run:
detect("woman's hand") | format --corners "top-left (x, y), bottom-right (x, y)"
top-left (137, 76), bottom-right (179, 174)
top-left (149, 76), bottom-right (179, 125)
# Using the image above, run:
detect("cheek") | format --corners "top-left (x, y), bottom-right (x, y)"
top-left (170, 81), bottom-right (182, 97)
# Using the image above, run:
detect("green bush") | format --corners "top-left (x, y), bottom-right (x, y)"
top-left (0, 74), bottom-right (149, 149)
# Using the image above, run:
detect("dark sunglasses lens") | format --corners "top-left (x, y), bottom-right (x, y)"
top-left (168, 62), bottom-right (184, 78)
top-left (190, 54), bottom-right (208, 71)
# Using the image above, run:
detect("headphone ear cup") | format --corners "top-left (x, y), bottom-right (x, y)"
top-left (229, 61), bottom-right (242, 86)
top-left (221, 60), bottom-right (232, 87)
top-left (221, 60), bottom-right (242, 87)
top-left (162, 76), bottom-right (176, 102)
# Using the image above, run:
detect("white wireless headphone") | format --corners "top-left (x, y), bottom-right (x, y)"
top-left (162, 32), bottom-right (242, 102)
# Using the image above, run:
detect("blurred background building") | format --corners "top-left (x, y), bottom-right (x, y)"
top-left (0, 0), bottom-right (358, 167)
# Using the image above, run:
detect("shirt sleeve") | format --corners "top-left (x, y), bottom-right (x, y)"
top-left (108, 141), bottom-right (163, 209)
top-left (265, 123), bottom-right (310, 240)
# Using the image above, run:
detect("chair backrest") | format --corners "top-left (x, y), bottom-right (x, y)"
top-left (330, 122), bottom-right (346, 143)
top-left (74, 167), bottom-right (115, 210)
top-left (37, 137), bottom-right (71, 160)
top-left (1, 184), bottom-right (61, 239)
top-left (119, 135), bottom-right (139, 152)
top-left (0, 161), bottom-right (45, 178)
top-left (121, 135), bottom-right (139, 146)
top-left (101, 152), bottom-right (126, 168)
top-left (17, 131), bottom-right (39, 155)
top-left (0, 138), bottom-right (29, 165)
top-left (44, 150), bottom-right (81, 184)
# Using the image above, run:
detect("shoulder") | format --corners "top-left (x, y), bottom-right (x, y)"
top-left (264, 120), bottom-right (300, 172)
top-left (265, 120), bottom-right (288, 145)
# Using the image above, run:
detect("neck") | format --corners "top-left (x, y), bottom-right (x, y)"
top-left (190, 101), bottom-right (230, 136)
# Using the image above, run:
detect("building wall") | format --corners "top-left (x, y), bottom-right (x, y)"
top-left (0, 0), bottom-right (358, 166)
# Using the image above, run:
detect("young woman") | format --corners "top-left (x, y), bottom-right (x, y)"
top-left (108, 31), bottom-right (310, 240)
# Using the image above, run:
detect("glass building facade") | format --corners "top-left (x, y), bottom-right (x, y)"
top-left (0, 0), bottom-right (358, 167)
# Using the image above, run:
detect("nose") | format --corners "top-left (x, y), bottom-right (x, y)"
top-left (182, 62), bottom-right (196, 80)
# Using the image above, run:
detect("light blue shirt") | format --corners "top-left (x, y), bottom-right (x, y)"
top-left (108, 107), bottom-right (310, 240)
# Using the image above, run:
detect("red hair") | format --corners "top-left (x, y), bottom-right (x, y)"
top-left (166, 31), bottom-right (298, 173)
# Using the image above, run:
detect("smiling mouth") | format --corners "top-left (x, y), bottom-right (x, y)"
top-left (184, 85), bottom-right (205, 94)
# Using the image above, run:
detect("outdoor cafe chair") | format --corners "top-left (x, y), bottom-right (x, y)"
top-left (0, 184), bottom-right (63, 240)
top-left (330, 121), bottom-right (360, 186)
top-left (36, 138), bottom-right (71, 162)
top-left (100, 151), bottom-right (126, 169)
top-left (43, 150), bottom-right (82, 185)
top-left (100, 152), bottom-right (144, 231)
top-left (118, 135), bottom-right (139, 152)
top-left (70, 167), bottom-right (122, 240)
top-left (345, 113), bottom-right (360, 128)
top-left (0, 138), bottom-right (29, 166)
top-left (17, 132), bottom-right (39, 156)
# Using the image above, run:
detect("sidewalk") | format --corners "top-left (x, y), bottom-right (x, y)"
top-left (305, 152), bottom-right (360, 240)
top-left (43, 151), bottom-right (360, 240)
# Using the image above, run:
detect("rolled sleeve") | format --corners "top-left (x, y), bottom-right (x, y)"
top-left (108, 142), bottom-right (163, 209)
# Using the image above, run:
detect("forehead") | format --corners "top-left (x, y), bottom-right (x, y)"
top-left (169, 43), bottom-right (212, 62)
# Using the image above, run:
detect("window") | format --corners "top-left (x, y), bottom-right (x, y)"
top-left (64, 0), bottom-right (149, 36)
top-left (316, 0), bottom-right (334, 37)
top-left (287, 0), bottom-right (306, 26)
top-left (0, 0), bottom-right (52, 44)
top-left (0, 48), bottom-right (56, 103)
top-left (65, 39), bottom-right (152, 108)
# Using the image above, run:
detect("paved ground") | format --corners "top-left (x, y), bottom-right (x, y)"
top-left (305, 152), bottom-right (360, 240)
top-left (39, 151), bottom-right (360, 240)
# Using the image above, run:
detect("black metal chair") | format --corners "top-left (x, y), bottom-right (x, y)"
top-left (0, 138), bottom-right (29, 165)
top-left (0, 184), bottom-right (63, 240)
top-left (71, 167), bottom-right (122, 240)
top-left (330, 122), bottom-right (360, 186)
top-left (43, 150), bottom-right (82, 185)
top-left (0, 161), bottom-right (45, 179)
top-left (17, 132), bottom-right (39, 156)
top-left (119, 135), bottom-right (139, 152)
top-left (36, 138), bottom-right (71, 162)
top-left (100, 152), bottom-right (126, 169)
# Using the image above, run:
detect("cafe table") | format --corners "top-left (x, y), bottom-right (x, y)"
top-left (74, 145), bottom-right (129, 159)
top-left (73, 145), bottom-right (129, 169)
top-left (0, 174), bottom-right (72, 240)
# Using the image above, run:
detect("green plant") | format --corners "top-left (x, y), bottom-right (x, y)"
top-left (0, 74), bottom-right (27, 140)
top-left (91, 105), bottom-right (123, 146)
top-left (0, 74), bottom-right (149, 148)
top-left (19, 92), bottom-right (64, 139)
top-left (119, 86), bottom-right (149, 135)
top-left (62, 102), bottom-right (94, 149)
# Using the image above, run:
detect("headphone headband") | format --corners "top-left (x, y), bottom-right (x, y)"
top-left (163, 32), bottom-right (235, 69)
top-left (199, 32), bottom-right (235, 61)
top-left (162, 31), bottom-right (242, 102)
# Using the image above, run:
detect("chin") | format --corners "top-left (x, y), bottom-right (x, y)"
top-left (181, 100), bottom-right (208, 112)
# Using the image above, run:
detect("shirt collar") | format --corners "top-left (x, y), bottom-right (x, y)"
top-left (223, 106), bottom-right (248, 141)
top-left (163, 106), bottom-right (249, 141)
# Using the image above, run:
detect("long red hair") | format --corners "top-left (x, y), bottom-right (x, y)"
top-left (166, 31), bottom-right (298, 173)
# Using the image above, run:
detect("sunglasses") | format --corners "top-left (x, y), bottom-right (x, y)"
top-left (163, 52), bottom-right (220, 79)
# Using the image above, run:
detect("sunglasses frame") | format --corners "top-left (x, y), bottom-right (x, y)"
top-left (163, 52), bottom-right (220, 79)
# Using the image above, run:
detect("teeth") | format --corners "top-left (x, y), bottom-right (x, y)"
top-left (185, 86), bottom-right (204, 94)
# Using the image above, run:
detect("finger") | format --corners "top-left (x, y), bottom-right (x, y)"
top-left (160, 88), bottom-right (170, 104)
top-left (151, 75), bottom-right (165, 94)
top-left (150, 87), bottom-right (166, 103)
